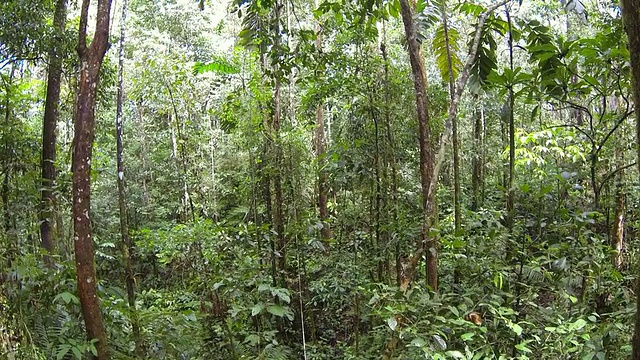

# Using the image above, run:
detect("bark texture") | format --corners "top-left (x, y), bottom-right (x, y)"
top-left (621, 0), bottom-right (640, 357)
top-left (41, 0), bottom-right (67, 257)
top-left (73, 0), bottom-right (112, 358)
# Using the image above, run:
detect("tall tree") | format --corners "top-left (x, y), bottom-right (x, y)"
top-left (438, 0), bottom-right (461, 233)
top-left (398, 0), bottom-right (437, 291)
top-left (0, 63), bottom-right (18, 267)
top-left (115, 0), bottom-right (142, 355)
top-left (41, 0), bottom-right (67, 258)
top-left (505, 6), bottom-right (515, 231)
top-left (272, 0), bottom-right (286, 279)
top-left (314, 1), bottom-right (330, 243)
top-left (621, 0), bottom-right (640, 357)
top-left (72, 0), bottom-right (113, 358)
top-left (398, 0), bottom-right (508, 291)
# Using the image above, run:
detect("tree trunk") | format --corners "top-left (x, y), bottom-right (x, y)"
top-left (398, 0), bottom-right (437, 291)
top-left (621, 0), bottom-right (640, 357)
top-left (611, 146), bottom-right (624, 270)
top-left (135, 103), bottom-right (150, 207)
top-left (471, 96), bottom-right (483, 211)
top-left (314, 15), bottom-right (331, 243)
top-left (72, 0), bottom-right (112, 358)
top-left (398, 0), bottom-right (508, 291)
top-left (41, 0), bottom-right (67, 259)
top-left (166, 84), bottom-right (196, 222)
top-left (273, 80), bottom-right (285, 281)
top-left (379, 24), bottom-right (401, 286)
top-left (115, 0), bottom-right (143, 356)
top-left (272, 0), bottom-right (286, 283)
top-left (506, 7), bottom-right (515, 232)
top-left (441, 4), bottom-right (461, 234)
top-left (2, 67), bottom-right (14, 240)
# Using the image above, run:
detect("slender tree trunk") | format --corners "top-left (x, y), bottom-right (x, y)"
top-left (257, 51), bottom-right (277, 287)
top-left (506, 7), bottom-right (515, 232)
top-left (2, 67), bottom-right (14, 240)
top-left (441, 3), bottom-right (461, 234)
top-left (398, 0), bottom-right (437, 291)
top-left (471, 96), bottom-right (483, 211)
top-left (273, 85), bottom-right (285, 279)
top-left (611, 146), bottom-right (625, 270)
top-left (379, 23), bottom-right (401, 286)
top-left (372, 104), bottom-right (383, 281)
top-left (166, 84), bottom-right (196, 222)
top-left (209, 114), bottom-right (217, 219)
top-left (135, 104), bottom-right (150, 207)
top-left (314, 11), bottom-right (330, 243)
top-left (115, 1), bottom-right (143, 356)
top-left (501, 103), bottom-right (508, 190)
top-left (272, 0), bottom-right (286, 283)
top-left (621, 0), bottom-right (640, 356)
top-left (2, 67), bottom-right (17, 275)
top-left (73, 0), bottom-right (112, 358)
top-left (41, 0), bottom-right (67, 258)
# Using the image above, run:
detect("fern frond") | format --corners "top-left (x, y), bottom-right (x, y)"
top-left (193, 57), bottom-right (239, 75)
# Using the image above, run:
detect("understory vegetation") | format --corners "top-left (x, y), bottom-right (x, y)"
top-left (1, 0), bottom-right (640, 359)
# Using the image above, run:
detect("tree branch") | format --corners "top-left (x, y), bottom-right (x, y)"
top-left (596, 161), bottom-right (637, 197)
top-left (429, 0), bottom-right (510, 200)
top-left (77, 0), bottom-right (90, 56)
top-left (596, 110), bottom-right (633, 155)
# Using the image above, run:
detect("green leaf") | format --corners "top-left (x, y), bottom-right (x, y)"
top-left (569, 318), bottom-right (587, 331)
top-left (446, 350), bottom-right (464, 359)
top-left (251, 303), bottom-right (264, 316)
top-left (510, 322), bottom-right (523, 336)
top-left (71, 346), bottom-right (82, 359)
top-left (56, 345), bottom-right (70, 360)
top-left (433, 23), bottom-right (461, 82)
top-left (275, 289), bottom-right (290, 304)
top-left (89, 340), bottom-right (98, 356)
top-left (54, 292), bottom-right (79, 305)
top-left (267, 304), bottom-right (286, 317)
top-left (461, 332), bottom-right (475, 341)
top-left (388, 0), bottom-right (399, 18)
top-left (245, 334), bottom-right (261, 346)
top-left (411, 337), bottom-right (427, 347)
top-left (468, 23), bottom-right (498, 90)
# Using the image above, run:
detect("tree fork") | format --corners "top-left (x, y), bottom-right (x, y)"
top-left (398, 0), bottom-right (510, 293)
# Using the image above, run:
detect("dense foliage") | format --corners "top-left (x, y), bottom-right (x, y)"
top-left (1, 0), bottom-right (639, 359)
